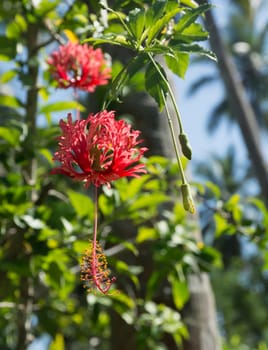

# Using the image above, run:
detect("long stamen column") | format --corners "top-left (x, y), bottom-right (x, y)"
top-left (80, 187), bottom-right (116, 294)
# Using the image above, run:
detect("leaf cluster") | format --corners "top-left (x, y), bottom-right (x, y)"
top-left (85, 0), bottom-right (215, 110)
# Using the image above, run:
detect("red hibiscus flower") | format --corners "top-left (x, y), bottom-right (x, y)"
top-left (47, 42), bottom-right (111, 92)
top-left (52, 110), bottom-right (148, 187)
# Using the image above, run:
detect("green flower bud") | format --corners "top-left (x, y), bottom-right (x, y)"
top-left (179, 133), bottom-right (192, 160)
top-left (180, 183), bottom-right (195, 214)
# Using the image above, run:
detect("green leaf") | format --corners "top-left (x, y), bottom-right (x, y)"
top-left (6, 22), bottom-right (19, 39)
top-left (173, 202), bottom-right (187, 223)
top-left (121, 241), bottom-right (139, 256)
top-left (0, 70), bottom-right (17, 83)
top-left (179, 22), bottom-right (208, 41)
top-left (225, 194), bottom-right (242, 223)
top-left (39, 101), bottom-right (85, 114)
top-left (15, 14), bottom-right (27, 31)
top-left (0, 126), bottom-right (20, 146)
top-left (181, 0), bottom-right (198, 8)
top-left (105, 54), bottom-right (147, 105)
top-left (214, 212), bottom-right (234, 237)
top-left (38, 148), bottom-right (53, 165)
top-left (143, 44), bottom-right (174, 55)
top-left (165, 51), bottom-right (189, 78)
top-left (115, 260), bottom-right (130, 273)
top-left (168, 274), bottom-right (189, 309)
top-left (225, 193), bottom-right (240, 208)
top-left (174, 4), bottom-right (211, 33)
top-left (6, 14), bottom-right (27, 39)
top-left (111, 291), bottom-right (135, 312)
top-left (136, 226), bottom-right (157, 243)
top-left (147, 270), bottom-right (167, 299)
top-left (145, 0), bottom-right (167, 27)
top-left (129, 192), bottom-right (169, 211)
top-left (67, 190), bottom-right (94, 219)
top-left (0, 36), bottom-right (16, 59)
top-left (146, 155), bottom-right (170, 167)
top-left (49, 333), bottom-right (65, 350)
top-left (124, 175), bottom-right (150, 199)
top-left (199, 245), bottom-right (222, 269)
top-left (85, 34), bottom-right (132, 49)
top-left (170, 42), bottom-right (216, 61)
top-left (0, 55), bottom-right (10, 61)
top-left (128, 8), bottom-right (146, 42)
top-left (73, 240), bottom-right (89, 254)
top-left (0, 259), bottom-right (30, 276)
top-left (127, 53), bottom-right (148, 78)
top-left (248, 198), bottom-right (268, 227)
top-left (99, 193), bottom-right (114, 216)
top-left (205, 181), bottom-right (221, 198)
top-left (146, 8), bottom-right (181, 45)
top-left (0, 94), bottom-right (23, 108)
top-left (145, 60), bottom-right (168, 111)
top-left (143, 178), bottom-right (162, 191)
top-left (106, 62), bottom-right (129, 103)
top-left (34, 0), bottom-right (61, 17)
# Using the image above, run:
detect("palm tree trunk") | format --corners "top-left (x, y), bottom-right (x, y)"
top-left (182, 228), bottom-right (221, 350)
top-left (198, 0), bottom-right (268, 200)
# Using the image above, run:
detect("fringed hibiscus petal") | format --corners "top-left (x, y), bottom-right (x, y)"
top-left (52, 110), bottom-right (148, 187)
top-left (47, 42), bottom-right (111, 92)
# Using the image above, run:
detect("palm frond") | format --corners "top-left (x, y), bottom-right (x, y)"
top-left (187, 74), bottom-right (218, 95)
top-left (207, 99), bottom-right (230, 133)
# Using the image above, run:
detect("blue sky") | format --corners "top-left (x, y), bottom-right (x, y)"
top-left (175, 0), bottom-right (268, 177)
top-left (176, 62), bottom-right (246, 164)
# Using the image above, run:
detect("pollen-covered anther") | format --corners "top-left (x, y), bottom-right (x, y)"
top-left (80, 241), bottom-right (116, 294)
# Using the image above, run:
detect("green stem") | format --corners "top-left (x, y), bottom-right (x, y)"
top-left (102, 3), bottom-right (133, 39)
top-left (101, 55), bottom-right (137, 110)
top-left (162, 90), bottom-right (187, 184)
top-left (163, 97), bottom-right (195, 213)
top-left (147, 52), bottom-right (184, 133)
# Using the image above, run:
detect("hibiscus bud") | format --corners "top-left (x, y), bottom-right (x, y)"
top-left (180, 183), bottom-right (195, 214)
top-left (179, 133), bottom-right (192, 160)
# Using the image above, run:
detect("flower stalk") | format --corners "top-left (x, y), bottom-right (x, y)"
top-left (147, 53), bottom-right (192, 161)
top-left (162, 90), bottom-right (186, 185)
top-left (162, 89), bottom-right (195, 214)
top-left (80, 187), bottom-right (116, 294)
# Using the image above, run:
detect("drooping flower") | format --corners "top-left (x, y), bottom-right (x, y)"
top-left (52, 110), bottom-right (148, 187)
top-left (47, 42), bottom-right (111, 92)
